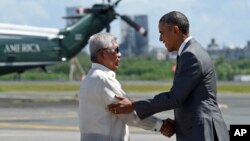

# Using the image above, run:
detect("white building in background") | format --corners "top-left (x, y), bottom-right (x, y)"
top-left (234, 75), bottom-right (250, 82)
top-left (207, 38), bottom-right (250, 59)
top-left (207, 38), bottom-right (219, 50)
top-left (150, 47), bottom-right (167, 60)
top-left (120, 15), bottom-right (149, 57)
top-left (65, 6), bottom-right (83, 26)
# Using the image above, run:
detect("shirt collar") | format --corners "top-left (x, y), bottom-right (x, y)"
top-left (177, 36), bottom-right (192, 56)
top-left (92, 63), bottom-right (116, 78)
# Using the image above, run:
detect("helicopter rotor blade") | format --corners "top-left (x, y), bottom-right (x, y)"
top-left (62, 15), bottom-right (83, 19)
top-left (113, 0), bottom-right (122, 7)
top-left (117, 14), bottom-right (147, 36)
top-left (76, 7), bottom-right (107, 14)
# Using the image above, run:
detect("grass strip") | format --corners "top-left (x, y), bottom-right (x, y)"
top-left (0, 82), bottom-right (249, 94)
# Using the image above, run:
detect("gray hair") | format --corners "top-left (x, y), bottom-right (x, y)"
top-left (88, 32), bottom-right (117, 61)
top-left (159, 11), bottom-right (189, 35)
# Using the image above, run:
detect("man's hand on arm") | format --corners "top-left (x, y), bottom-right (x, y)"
top-left (107, 95), bottom-right (134, 114)
top-left (160, 118), bottom-right (176, 138)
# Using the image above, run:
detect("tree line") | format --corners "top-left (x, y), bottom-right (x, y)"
top-left (0, 53), bottom-right (249, 81)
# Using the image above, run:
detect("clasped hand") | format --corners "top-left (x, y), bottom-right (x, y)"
top-left (108, 96), bottom-right (176, 138)
top-left (160, 118), bottom-right (176, 138)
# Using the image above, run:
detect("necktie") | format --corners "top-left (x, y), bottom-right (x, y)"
top-left (176, 55), bottom-right (179, 71)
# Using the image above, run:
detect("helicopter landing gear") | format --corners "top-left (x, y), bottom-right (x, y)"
top-left (14, 72), bottom-right (23, 80)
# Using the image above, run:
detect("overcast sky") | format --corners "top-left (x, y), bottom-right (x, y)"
top-left (0, 0), bottom-right (249, 48)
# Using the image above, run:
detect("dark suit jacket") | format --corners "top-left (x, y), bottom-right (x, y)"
top-left (133, 39), bottom-right (229, 141)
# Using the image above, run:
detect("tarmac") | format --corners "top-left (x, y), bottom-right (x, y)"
top-left (1, 91), bottom-right (249, 141)
top-left (0, 92), bottom-right (79, 107)
top-left (1, 80), bottom-right (248, 107)
top-left (0, 91), bottom-right (177, 141)
top-left (0, 91), bottom-right (234, 108)
top-left (0, 91), bottom-right (159, 107)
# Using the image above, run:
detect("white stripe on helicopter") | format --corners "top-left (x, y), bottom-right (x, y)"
top-left (0, 23), bottom-right (59, 39)
top-left (0, 61), bottom-right (60, 67)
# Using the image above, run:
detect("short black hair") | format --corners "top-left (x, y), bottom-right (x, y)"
top-left (159, 11), bottom-right (189, 35)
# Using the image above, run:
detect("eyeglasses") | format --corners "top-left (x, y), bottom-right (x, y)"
top-left (103, 47), bottom-right (120, 53)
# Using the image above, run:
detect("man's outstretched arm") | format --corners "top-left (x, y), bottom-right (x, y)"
top-left (107, 95), bottom-right (134, 114)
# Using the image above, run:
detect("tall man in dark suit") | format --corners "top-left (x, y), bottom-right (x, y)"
top-left (108, 11), bottom-right (229, 141)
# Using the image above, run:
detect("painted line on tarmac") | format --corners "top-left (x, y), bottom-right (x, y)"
top-left (0, 123), bottom-right (79, 131)
top-left (218, 103), bottom-right (229, 109)
top-left (0, 122), bottom-right (145, 132)
top-left (1, 114), bottom-right (76, 121)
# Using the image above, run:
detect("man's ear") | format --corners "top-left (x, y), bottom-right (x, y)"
top-left (95, 50), bottom-right (104, 63)
top-left (173, 25), bottom-right (180, 34)
top-left (98, 49), bottom-right (105, 59)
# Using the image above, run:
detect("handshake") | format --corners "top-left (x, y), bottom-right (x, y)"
top-left (160, 118), bottom-right (176, 138)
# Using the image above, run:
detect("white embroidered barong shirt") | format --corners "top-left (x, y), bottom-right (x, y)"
top-left (78, 63), bottom-right (162, 141)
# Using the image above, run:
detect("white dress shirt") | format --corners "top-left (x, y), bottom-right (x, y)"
top-left (178, 36), bottom-right (192, 56)
top-left (79, 63), bottom-right (163, 141)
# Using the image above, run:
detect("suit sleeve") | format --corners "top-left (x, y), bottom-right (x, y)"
top-left (116, 111), bottom-right (163, 131)
top-left (133, 52), bottom-right (202, 119)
